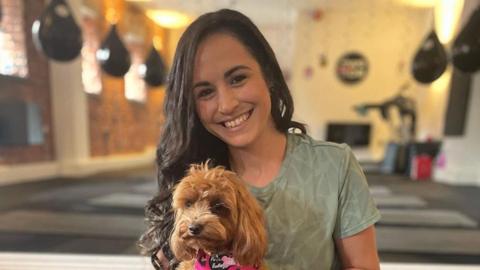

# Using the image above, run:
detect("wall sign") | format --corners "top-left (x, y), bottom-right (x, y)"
top-left (336, 52), bottom-right (368, 84)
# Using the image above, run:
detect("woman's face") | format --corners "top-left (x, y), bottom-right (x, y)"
top-left (192, 33), bottom-right (276, 149)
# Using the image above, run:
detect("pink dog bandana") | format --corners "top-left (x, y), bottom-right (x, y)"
top-left (194, 250), bottom-right (258, 270)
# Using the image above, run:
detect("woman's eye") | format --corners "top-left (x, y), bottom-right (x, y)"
top-left (230, 74), bottom-right (246, 86)
top-left (196, 88), bottom-right (214, 99)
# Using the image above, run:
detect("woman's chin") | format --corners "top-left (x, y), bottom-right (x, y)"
top-left (221, 134), bottom-right (254, 149)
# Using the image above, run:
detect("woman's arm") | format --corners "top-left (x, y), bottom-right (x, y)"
top-left (334, 225), bottom-right (380, 270)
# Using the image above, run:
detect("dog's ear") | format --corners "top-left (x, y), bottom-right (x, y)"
top-left (231, 177), bottom-right (267, 266)
top-left (170, 211), bottom-right (196, 261)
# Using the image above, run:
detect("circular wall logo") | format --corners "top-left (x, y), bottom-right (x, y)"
top-left (336, 52), bottom-right (369, 84)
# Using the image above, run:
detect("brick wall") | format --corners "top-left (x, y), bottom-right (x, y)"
top-left (0, 0), bottom-right (168, 164)
top-left (0, 0), bottom-right (55, 165)
top-left (83, 1), bottom-right (167, 157)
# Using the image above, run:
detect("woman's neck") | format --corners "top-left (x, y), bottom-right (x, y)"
top-left (228, 130), bottom-right (287, 188)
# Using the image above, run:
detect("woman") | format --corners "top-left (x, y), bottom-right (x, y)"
top-left (139, 9), bottom-right (381, 270)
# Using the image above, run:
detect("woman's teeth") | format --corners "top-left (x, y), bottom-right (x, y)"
top-left (224, 112), bottom-right (250, 128)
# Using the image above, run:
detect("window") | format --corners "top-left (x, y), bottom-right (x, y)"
top-left (80, 15), bottom-right (102, 95)
top-left (0, 0), bottom-right (28, 77)
top-left (124, 41), bottom-right (146, 103)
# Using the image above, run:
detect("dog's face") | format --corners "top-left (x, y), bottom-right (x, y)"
top-left (170, 164), bottom-right (266, 266)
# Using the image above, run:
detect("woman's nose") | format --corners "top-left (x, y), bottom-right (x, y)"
top-left (217, 87), bottom-right (239, 115)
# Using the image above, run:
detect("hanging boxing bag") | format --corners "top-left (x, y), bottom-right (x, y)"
top-left (142, 45), bottom-right (167, 87)
top-left (452, 7), bottom-right (480, 73)
top-left (96, 24), bottom-right (131, 77)
top-left (411, 31), bottom-right (448, 84)
top-left (32, 0), bottom-right (83, 61)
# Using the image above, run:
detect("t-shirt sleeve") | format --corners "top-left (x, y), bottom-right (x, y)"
top-left (333, 145), bottom-right (381, 239)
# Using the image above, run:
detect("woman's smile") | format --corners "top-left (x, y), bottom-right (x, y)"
top-left (221, 109), bottom-right (253, 129)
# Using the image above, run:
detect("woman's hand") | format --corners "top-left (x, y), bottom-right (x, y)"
top-left (152, 249), bottom-right (170, 270)
top-left (335, 225), bottom-right (381, 270)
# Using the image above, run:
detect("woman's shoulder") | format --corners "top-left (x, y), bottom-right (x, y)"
top-left (288, 132), bottom-right (350, 157)
top-left (285, 133), bottom-right (353, 178)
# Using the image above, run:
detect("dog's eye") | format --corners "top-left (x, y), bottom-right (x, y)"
top-left (210, 201), bottom-right (228, 215)
top-left (185, 200), bottom-right (193, 208)
top-left (212, 202), bottom-right (223, 209)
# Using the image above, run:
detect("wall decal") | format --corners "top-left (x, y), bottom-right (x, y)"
top-left (336, 52), bottom-right (368, 84)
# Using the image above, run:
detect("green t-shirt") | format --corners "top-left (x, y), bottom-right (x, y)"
top-left (249, 133), bottom-right (381, 270)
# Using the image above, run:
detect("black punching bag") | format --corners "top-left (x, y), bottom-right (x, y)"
top-left (32, 0), bottom-right (83, 61)
top-left (96, 24), bottom-right (131, 77)
top-left (452, 7), bottom-right (480, 73)
top-left (142, 46), bottom-right (167, 87)
top-left (411, 31), bottom-right (448, 84)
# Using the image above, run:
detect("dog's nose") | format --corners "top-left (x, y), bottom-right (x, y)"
top-left (188, 223), bottom-right (203, 235)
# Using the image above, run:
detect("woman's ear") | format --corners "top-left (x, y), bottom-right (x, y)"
top-left (231, 178), bottom-right (267, 266)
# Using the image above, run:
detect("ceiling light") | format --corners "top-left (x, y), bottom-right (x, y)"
top-left (146, 10), bottom-right (191, 29)
top-left (435, 0), bottom-right (464, 44)
top-left (396, 0), bottom-right (436, 8)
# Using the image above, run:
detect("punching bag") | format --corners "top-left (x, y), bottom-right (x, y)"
top-left (32, 0), bottom-right (83, 61)
top-left (142, 45), bottom-right (167, 87)
top-left (452, 7), bottom-right (480, 73)
top-left (96, 24), bottom-right (131, 77)
top-left (411, 31), bottom-right (448, 84)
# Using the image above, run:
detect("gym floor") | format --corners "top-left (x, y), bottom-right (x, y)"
top-left (0, 166), bottom-right (479, 266)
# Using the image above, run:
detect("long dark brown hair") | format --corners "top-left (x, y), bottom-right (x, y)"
top-left (138, 8), bottom-right (305, 268)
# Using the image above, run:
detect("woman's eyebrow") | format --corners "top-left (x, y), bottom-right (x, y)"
top-left (193, 65), bottom-right (251, 90)
top-left (192, 81), bottom-right (211, 90)
top-left (224, 65), bottom-right (250, 78)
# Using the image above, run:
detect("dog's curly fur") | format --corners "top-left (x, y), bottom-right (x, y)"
top-left (138, 163), bottom-right (268, 270)
top-left (171, 163), bottom-right (267, 270)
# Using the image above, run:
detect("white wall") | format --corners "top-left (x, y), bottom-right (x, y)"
top-left (285, 0), bottom-right (480, 186)
top-left (289, 1), bottom-right (451, 161)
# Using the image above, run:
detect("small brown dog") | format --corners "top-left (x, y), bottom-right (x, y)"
top-left (170, 163), bottom-right (267, 270)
